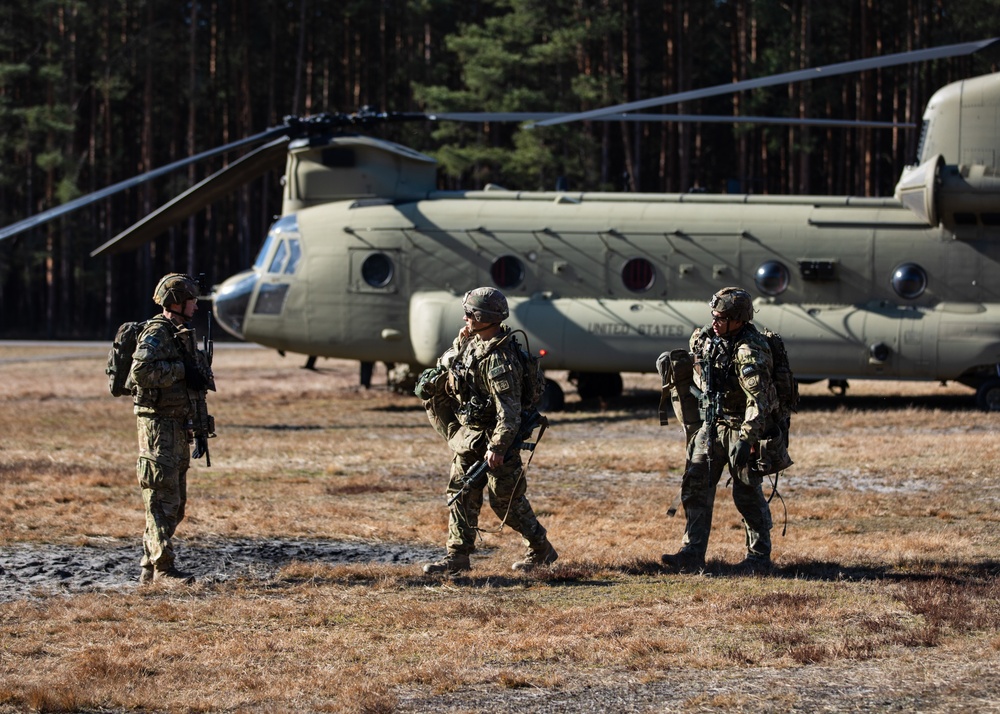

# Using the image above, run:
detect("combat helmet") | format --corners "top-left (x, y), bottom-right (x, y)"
top-left (709, 286), bottom-right (754, 323)
top-left (463, 287), bottom-right (509, 323)
top-left (153, 273), bottom-right (200, 307)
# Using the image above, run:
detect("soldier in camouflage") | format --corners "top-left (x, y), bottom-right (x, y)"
top-left (661, 287), bottom-right (778, 575)
top-left (129, 273), bottom-right (214, 585)
top-left (422, 287), bottom-right (557, 575)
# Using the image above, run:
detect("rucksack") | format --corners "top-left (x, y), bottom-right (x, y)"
top-left (761, 328), bottom-right (799, 417)
top-left (508, 329), bottom-right (546, 411)
top-left (106, 320), bottom-right (147, 397)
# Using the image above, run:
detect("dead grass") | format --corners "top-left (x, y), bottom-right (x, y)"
top-left (1, 343), bottom-right (999, 712)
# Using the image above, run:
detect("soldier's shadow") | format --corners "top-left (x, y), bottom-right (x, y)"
top-left (609, 557), bottom-right (1000, 583)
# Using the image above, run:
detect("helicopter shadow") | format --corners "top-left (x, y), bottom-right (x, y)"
top-left (794, 391), bottom-right (978, 413)
top-left (602, 387), bottom-right (980, 415)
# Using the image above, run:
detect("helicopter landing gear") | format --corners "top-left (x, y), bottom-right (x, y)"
top-left (569, 371), bottom-right (624, 403)
top-left (828, 378), bottom-right (849, 396)
top-left (539, 378), bottom-right (565, 412)
top-left (538, 377), bottom-right (566, 412)
top-left (976, 377), bottom-right (1000, 412)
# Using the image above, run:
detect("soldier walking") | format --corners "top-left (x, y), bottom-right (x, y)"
top-left (129, 273), bottom-right (214, 584)
top-left (661, 287), bottom-right (784, 574)
top-left (420, 288), bottom-right (557, 575)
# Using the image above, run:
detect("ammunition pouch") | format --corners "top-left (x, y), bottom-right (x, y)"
top-left (134, 382), bottom-right (190, 418)
top-left (752, 422), bottom-right (794, 476)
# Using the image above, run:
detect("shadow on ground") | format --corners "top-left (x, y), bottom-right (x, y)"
top-left (2, 539), bottom-right (995, 602)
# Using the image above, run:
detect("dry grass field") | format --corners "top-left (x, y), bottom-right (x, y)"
top-left (1, 342), bottom-right (998, 713)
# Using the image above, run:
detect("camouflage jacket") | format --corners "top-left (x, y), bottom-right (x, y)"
top-left (448, 324), bottom-right (523, 453)
top-left (690, 322), bottom-right (778, 443)
top-left (130, 315), bottom-right (196, 419)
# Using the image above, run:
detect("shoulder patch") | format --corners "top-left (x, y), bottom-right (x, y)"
top-left (495, 378), bottom-right (512, 392)
top-left (141, 334), bottom-right (161, 349)
top-left (741, 364), bottom-right (756, 377)
top-left (488, 364), bottom-right (507, 379)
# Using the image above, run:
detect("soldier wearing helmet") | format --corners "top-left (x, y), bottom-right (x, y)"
top-left (661, 287), bottom-right (779, 575)
top-left (422, 287), bottom-right (558, 575)
top-left (129, 273), bottom-right (215, 585)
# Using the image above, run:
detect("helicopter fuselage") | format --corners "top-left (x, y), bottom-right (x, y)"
top-left (214, 187), bottom-right (1000, 385)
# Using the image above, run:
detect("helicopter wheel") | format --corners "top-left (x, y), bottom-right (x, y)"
top-left (539, 378), bottom-right (565, 412)
top-left (975, 377), bottom-right (1000, 412)
top-left (572, 371), bottom-right (624, 402)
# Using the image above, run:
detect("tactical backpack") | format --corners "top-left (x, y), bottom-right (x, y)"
top-left (507, 329), bottom-right (546, 411)
top-left (106, 320), bottom-right (147, 397)
top-left (761, 328), bottom-right (799, 418)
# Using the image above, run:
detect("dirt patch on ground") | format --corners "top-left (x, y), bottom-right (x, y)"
top-left (0, 537), bottom-right (439, 601)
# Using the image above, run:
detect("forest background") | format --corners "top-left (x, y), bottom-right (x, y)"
top-left (1, 0), bottom-right (999, 339)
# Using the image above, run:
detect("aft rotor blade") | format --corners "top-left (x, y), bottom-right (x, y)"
top-left (532, 38), bottom-right (999, 127)
top-left (434, 111), bottom-right (911, 128)
top-left (0, 125), bottom-right (291, 243)
top-left (91, 137), bottom-right (290, 257)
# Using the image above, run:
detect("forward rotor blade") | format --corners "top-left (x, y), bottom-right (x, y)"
top-left (433, 111), bottom-right (911, 128)
top-left (0, 125), bottom-right (291, 243)
top-left (91, 137), bottom-right (290, 257)
top-left (532, 38), bottom-right (999, 127)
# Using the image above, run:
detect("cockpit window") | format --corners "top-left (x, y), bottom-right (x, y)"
top-left (253, 233), bottom-right (275, 270)
top-left (268, 241), bottom-right (288, 274)
top-left (285, 239), bottom-right (301, 274)
top-left (265, 238), bottom-right (302, 275)
top-left (254, 215), bottom-right (300, 271)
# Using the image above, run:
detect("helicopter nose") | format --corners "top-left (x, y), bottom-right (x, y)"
top-left (213, 270), bottom-right (259, 340)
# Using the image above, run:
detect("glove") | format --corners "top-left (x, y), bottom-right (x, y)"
top-left (183, 356), bottom-right (209, 391)
top-left (731, 439), bottom-right (752, 468)
top-left (192, 435), bottom-right (209, 460)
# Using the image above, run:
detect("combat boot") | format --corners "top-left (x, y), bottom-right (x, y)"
top-left (511, 542), bottom-right (558, 571)
top-left (139, 566), bottom-right (154, 584)
top-left (153, 566), bottom-right (196, 585)
top-left (423, 553), bottom-right (471, 575)
top-left (661, 550), bottom-right (705, 574)
top-left (732, 554), bottom-right (772, 576)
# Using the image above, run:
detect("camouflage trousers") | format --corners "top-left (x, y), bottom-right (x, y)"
top-left (677, 421), bottom-right (772, 561)
top-left (444, 427), bottom-right (548, 556)
top-left (136, 416), bottom-right (190, 571)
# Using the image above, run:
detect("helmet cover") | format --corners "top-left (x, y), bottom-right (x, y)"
top-left (153, 273), bottom-right (200, 307)
top-left (709, 286), bottom-right (754, 322)
top-left (463, 287), bottom-right (509, 323)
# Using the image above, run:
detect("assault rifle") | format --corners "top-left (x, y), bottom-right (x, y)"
top-left (702, 336), bottom-right (729, 474)
top-left (189, 273), bottom-right (216, 465)
top-left (447, 409), bottom-right (547, 506)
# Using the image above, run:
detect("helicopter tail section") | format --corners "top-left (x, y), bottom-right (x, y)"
top-left (896, 72), bottom-right (1000, 228)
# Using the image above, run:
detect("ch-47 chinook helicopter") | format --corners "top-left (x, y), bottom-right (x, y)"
top-left (3, 40), bottom-right (1000, 410)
